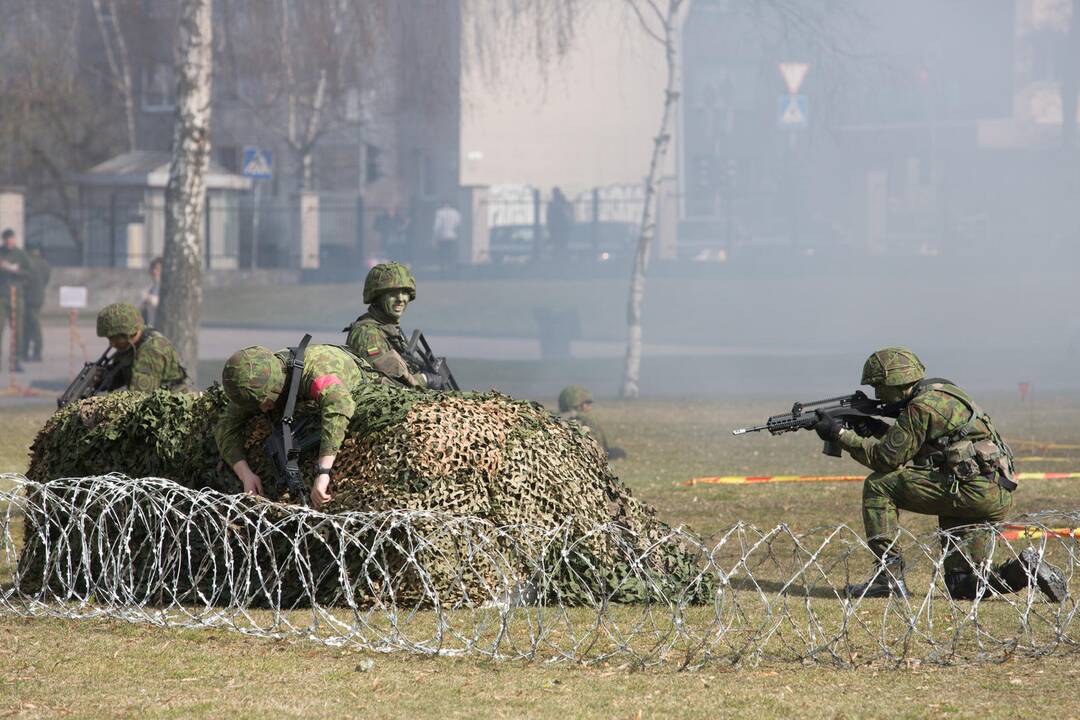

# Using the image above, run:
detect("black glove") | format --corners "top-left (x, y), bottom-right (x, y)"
top-left (814, 410), bottom-right (842, 442)
top-left (423, 371), bottom-right (447, 390)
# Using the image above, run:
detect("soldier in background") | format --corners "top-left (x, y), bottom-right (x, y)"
top-left (20, 244), bottom-right (50, 362)
top-left (0, 228), bottom-right (30, 371)
top-left (95, 302), bottom-right (188, 393)
top-left (558, 385), bottom-right (626, 460)
top-left (215, 343), bottom-right (371, 508)
top-left (813, 346), bottom-right (1065, 602)
top-left (344, 262), bottom-right (449, 389)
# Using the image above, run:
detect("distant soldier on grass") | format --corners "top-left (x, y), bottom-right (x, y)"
top-left (558, 385), bottom-right (626, 460)
top-left (812, 346), bottom-right (1065, 602)
top-left (216, 343), bottom-right (371, 509)
top-left (344, 262), bottom-right (449, 389)
top-left (95, 302), bottom-right (188, 393)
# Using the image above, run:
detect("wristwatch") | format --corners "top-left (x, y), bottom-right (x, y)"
top-left (316, 465), bottom-right (332, 477)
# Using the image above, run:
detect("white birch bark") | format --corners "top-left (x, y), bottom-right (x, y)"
top-left (620, 0), bottom-right (683, 399)
top-left (158, 0), bottom-right (213, 384)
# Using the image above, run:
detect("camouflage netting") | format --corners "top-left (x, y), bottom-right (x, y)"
top-left (23, 386), bottom-right (711, 607)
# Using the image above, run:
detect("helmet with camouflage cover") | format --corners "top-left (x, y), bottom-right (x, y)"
top-left (861, 346), bottom-right (926, 386)
top-left (96, 302), bottom-right (144, 338)
top-left (222, 346), bottom-right (286, 407)
top-left (363, 262), bottom-right (416, 304)
top-left (558, 385), bottom-right (592, 413)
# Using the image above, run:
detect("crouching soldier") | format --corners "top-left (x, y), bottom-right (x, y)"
top-left (344, 262), bottom-right (449, 389)
top-left (215, 342), bottom-right (368, 509)
top-left (558, 385), bottom-right (626, 460)
top-left (95, 302), bottom-right (188, 392)
top-left (813, 346), bottom-right (1066, 602)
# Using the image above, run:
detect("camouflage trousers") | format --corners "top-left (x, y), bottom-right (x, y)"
top-left (862, 468), bottom-right (1013, 575)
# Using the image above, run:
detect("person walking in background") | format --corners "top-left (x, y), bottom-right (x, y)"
top-left (546, 187), bottom-right (573, 260)
top-left (140, 256), bottom-right (163, 326)
top-left (0, 228), bottom-right (30, 371)
top-left (432, 199), bottom-right (461, 272)
top-left (20, 244), bottom-right (50, 362)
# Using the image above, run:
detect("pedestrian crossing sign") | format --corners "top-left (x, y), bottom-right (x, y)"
top-left (242, 147), bottom-right (273, 179)
top-left (777, 95), bottom-right (808, 128)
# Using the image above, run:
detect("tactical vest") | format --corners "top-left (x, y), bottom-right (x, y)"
top-left (910, 380), bottom-right (1016, 490)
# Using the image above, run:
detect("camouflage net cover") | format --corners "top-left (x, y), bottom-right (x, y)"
top-left (0, 475), bottom-right (1076, 667)
top-left (24, 387), bottom-right (707, 606)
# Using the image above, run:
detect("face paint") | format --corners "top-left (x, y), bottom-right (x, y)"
top-left (874, 384), bottom-right (913, 404)
top-left (378, 289), bottom-right (411, 321)
top-left (109, 335), bottom-right (133, 352)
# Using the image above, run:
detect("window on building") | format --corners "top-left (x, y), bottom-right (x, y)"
top-left (140, 62), bottom-right (175, 112)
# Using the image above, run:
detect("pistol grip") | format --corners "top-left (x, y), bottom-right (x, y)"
top-left (822, 440), bottom-right (842, 458)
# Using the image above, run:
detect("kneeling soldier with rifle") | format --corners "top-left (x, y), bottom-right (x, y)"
top-left (215, 340), bottom-right (369, 509)
top-left (344, 262), bottom-right (456, 390)
top-left (59, 302), bottom-right (187, 405)
top-left (736, 346), bottom-right (1066, 603)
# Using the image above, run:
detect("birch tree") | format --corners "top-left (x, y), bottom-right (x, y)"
top-left (158, 0), bottom-right (213, 382)
top-left (620, 0), bottom-right (684, 399)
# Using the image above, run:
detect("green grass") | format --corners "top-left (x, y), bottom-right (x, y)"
top-left (2, 395), bottom-right (1080, 718)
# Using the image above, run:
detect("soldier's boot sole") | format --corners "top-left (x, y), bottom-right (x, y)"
top-left (844, 576), bottom-right (908, 600)
top-left (1019, 548), bottom-right (1068, 603)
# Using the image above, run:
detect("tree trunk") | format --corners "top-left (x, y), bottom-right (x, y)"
top-left (620, 0), bottom-right (683, 399)
top-left (158, 0), bottom-right (213, 385)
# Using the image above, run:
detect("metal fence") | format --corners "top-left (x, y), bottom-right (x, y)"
top-left (2, 474), bottom-right (1077, 668)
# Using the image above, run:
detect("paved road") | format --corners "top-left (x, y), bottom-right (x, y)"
top-left (0, 321), bottom-right (808, 404)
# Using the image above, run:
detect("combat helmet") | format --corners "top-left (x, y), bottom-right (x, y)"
top-left (558, 385), bottom-right (592, 413)
top-left (861, 347), bottom-right (926, 387)
top-left (96, 302), bottom-right (144, 338)
top-left (363, 262), bottom-right (416, 304)
top-left (222, 346), bottom-right (286, 407)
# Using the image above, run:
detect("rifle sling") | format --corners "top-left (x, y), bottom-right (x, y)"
top-left (281, 334), bottom-right (312, 478)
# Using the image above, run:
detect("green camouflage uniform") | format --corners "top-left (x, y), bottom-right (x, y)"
top-left (215, 344), bottom-right (367, 466)
top-left (345, 307), bottom-right (427, 388)
top-left (21, 251), bottom-right (50, 360)
top-left (561, 408), bottom-right (611, 451)
top-left (345, 262), bottom-right (428, 388)
top-left (838, 371), bottom-right (1014, 585)
top-left (0, 245), bottom-right (31, 361)
top-left (111, 329), bottom-right (189, 393)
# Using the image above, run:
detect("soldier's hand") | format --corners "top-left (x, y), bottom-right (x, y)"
top-left (423, 371), bottom-right (447, 390)
top-left (311, 473), bottom-right (332, 509)
top-left (814, 410), bottom-right (842, 442)
top-left (241, 471), bottom-right (264, 497)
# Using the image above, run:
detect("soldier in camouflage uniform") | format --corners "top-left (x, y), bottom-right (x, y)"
top-left (0, 228), bottom-right (31, 370)
top-left (344, 263), bottom-right (448, 389)
top-left (813, 347), bottom-right (1066, 602)
top-left (95, 302), bottom-right (188, 393)
top-left (216, 343), bottom-right (369, 508)
top-left (558, 385), bottom-right (626, 460)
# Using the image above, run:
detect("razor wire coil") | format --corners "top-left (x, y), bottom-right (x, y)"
top-left (0, 473), bottom-right (1077, 668)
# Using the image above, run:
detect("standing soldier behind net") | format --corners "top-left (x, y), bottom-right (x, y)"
top-left (215, 343), bottom-right (371, 508)
top-left (812, 346), bottom-right (1065, 602)
top-left (0, 228), bottom-right (31, 371)
top-left (344, 262), bottom-right (448, 389)
top-left (558, 385), bottom-right (626, 460)
top-left (95, 302), bottom-right (188, 392)
top-left (21, 244), bottom-right (51, 362)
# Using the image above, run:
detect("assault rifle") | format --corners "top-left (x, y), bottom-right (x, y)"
top-left (732, 391), bottom-right (901, 457)
top-left (404, 329), bottom-right (459, 391)
top-left (57, 348), bottom-right (124, 408)
top-left (264, 415), bottom-right (321, 503)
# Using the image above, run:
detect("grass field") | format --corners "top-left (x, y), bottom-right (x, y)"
top-left (1, 394), bottom-right (1079, 718)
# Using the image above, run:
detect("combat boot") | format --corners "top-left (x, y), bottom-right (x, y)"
top-left (996, 548), bottom-right (1068, 603)
top-left (845, 557), bottom-right (908, 599)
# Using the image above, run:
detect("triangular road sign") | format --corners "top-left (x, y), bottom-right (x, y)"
top-left (778, 62), bottom-right (810, 94)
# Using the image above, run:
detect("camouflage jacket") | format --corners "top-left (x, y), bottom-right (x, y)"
top-left (0, 246), bottom-right (31, 291)
top-left (561, 409), bottom-right (610, 451)
top-left (344, 307), bottom-right (427, 388)
top-left (107, 328), bottom-right (188, 394)
top-left (25, 254), bottom-right (51, 308)
top-left (215, 344), bottom-right (367, 466)
top-left (838, 381), bottom-right (1001, 474)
